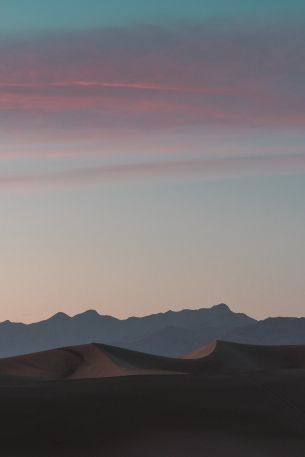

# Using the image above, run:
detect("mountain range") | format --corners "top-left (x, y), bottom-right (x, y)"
top-left (1, 303), bottom-right (305, 358)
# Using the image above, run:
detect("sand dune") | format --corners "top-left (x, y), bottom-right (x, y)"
top-left (1, 341), bottom-right (305, 456)
top-left (2, 340), bottom-right (305, 381)
top-left (0, 343), bottom-right (183, 380)
top-left (184, 340), bottom-right (305, 372)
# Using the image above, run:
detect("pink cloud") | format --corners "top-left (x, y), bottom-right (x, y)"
top-left (0, 22), bottom-right (304, 135)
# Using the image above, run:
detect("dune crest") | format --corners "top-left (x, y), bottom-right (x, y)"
top-left (183, 341), bottom-right (217, 359)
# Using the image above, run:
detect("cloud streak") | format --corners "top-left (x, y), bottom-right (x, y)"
top-left (0, 80), bottom-right (239, 95)
top-left (1, 154), bottom-right (305, 191)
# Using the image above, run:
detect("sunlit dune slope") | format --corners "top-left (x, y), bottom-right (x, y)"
top-left (183, 341), bottom-right (217, 359)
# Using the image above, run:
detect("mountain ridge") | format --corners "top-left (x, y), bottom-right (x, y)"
top-left (0, 303), bottom-right (241, 326)
top-left (1, 303), bottom-right (305, 358)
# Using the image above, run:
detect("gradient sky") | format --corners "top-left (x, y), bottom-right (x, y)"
top-left (0, 1), bottom-right (305, 323)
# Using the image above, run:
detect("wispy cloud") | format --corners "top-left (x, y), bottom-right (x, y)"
top-left (0, 80), bottom-right (239, 95)
top-left (1, 154), bottom-right (305, 191)
top-left (0, 21), bottom-right (305, 134)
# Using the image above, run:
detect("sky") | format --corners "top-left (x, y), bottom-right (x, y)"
top-left (0, 1), bottom-right (305, 323)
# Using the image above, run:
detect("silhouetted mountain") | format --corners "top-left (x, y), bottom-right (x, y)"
top-left (0, 304), bottom-right (254, 358)
top-left (226, 317), bottom-right (305, 345)
top-left (1, 304), bottom-right (305, 358)
top-left (121, 304), bottom-right (255, 356)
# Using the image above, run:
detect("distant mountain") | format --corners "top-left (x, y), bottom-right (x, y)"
top-left (0, 304), bottom-right (254, 358)
top-left (226, 317), bottom-right (305, 345)
top-left (1, 304), bottom-right (305, 358)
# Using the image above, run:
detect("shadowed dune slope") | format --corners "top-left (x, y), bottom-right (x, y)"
top-left (184, 340), bottom-right (305, 372)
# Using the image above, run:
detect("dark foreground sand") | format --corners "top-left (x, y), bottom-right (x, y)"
top-left (1, 341), bottom-right (305, 456)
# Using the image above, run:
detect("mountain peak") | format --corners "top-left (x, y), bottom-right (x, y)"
top-left (74, 310), bottom-right (101, 319)
top-left (212, 303), bottom-right (231, 312)
top-left (50, 312), bottom-right (70, 321)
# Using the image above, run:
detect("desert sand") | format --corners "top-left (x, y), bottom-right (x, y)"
top-left (1, 341), bottom-right (305, 456)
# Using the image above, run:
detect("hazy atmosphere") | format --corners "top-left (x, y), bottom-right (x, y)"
top-left (1, 0), bottom-right (305, 323)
